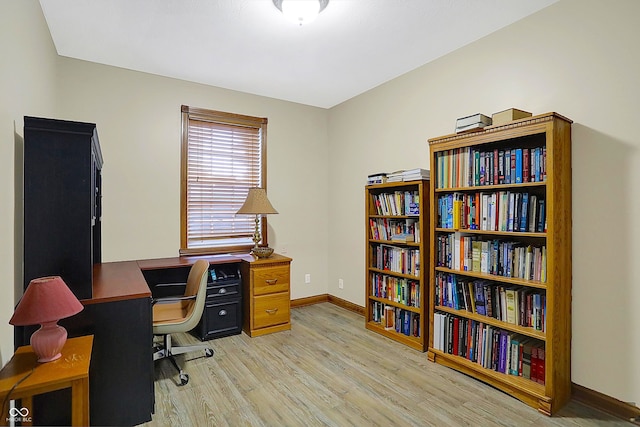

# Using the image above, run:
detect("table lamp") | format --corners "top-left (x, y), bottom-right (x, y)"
top-left (9, 276), bottom-right (84, 362)
top-left (236, 188), bottom-right (278, 258)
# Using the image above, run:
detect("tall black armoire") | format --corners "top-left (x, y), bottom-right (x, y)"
top-left (20, 117), bottom-right (154, 426)
top-left (23, 116), bottom-right (102, 299)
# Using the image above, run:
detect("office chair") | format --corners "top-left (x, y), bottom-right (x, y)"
top-left (152, 259), bottom-right (213, 386)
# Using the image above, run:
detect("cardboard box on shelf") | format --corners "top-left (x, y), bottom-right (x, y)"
top-left (492, 108), bottom-right (532, 126)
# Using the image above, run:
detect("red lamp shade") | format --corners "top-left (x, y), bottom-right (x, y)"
top-left (9, 276), bottom-right (84, 362)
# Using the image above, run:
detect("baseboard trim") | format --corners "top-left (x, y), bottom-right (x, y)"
top-left (327, 295), bottom-right (365, 315)
top-left (291, 294), bottom-right (365, 316)
top-left (572, 383), bottom-right (640, 423)
top-left (290, 294), bottom-right (329, 308)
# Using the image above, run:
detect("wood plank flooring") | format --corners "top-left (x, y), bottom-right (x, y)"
top-left (143, 303), bottom-right (630, 426)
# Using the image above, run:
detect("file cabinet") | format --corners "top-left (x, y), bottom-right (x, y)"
top-left (240, 253), bottom-right (292, 337)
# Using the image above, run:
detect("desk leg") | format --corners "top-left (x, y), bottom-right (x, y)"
top-left (21, 396), bottom-right (33, 427)
top-left (71, 377), bottom-right (90, 427)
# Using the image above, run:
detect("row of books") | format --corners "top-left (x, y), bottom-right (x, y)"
top-left (437, 191), bottom-right (546, 233)
top-left (371, 302), bottom-right (420, 337)
top-left (434, 272), bottom-right (546, 331)
top-left (369, 218), bottom-right (420, 243)
top-left (370, 272), bottom-right (420, 308)
top-left (367, 169), bottom-right (430, 185)
top-left (367, 172), bottom-right (388, 185)
top-left (433, 313), bottom-right (545, 384)
top-left (455, 113), bottom-right (492, 133)
top-left (371, 191), bottom-right (420, 216)
top-left (372, 244), bottom-right (420, 277)
top-left (436, 234), bottom-right (547, 282)
top-left (434, 146), bottom-right (547, 189)
top-left (387, 168), bottom-right (430, 183)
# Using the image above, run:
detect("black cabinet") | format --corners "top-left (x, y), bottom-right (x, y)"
top-left (68, 297), bottom-right (153, 426)
top-left (143, 262), bottom-right (243, 341)
top-left (23, 116), bottom-right (102, 300)
top-left (198, 265), bottom-right (242, 340)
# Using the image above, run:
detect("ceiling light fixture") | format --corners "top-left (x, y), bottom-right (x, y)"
top-left (273, 0), bottom-right (329, 26)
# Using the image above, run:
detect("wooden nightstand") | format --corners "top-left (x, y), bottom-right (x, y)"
top-left (0, 335), bottom-right (93, 427)
top-left (239, 253), bottom-right (292, 337)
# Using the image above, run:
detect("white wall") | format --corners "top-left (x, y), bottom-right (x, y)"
top-left (0, 1), bottom-right (58, 366)
top-left (328, 0), bottom-right (640, 408)
top-left (53, 58), bottom-right (330, 301)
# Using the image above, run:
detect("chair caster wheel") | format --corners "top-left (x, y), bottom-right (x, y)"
top-left (179, 373), bottom-right (189, 386)
top-left (204, 348), bottom-right (214, 357)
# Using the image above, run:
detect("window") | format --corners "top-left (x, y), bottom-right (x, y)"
top-left (180, 105), bottom-right (267, 255)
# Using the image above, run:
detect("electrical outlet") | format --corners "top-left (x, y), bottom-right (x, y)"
top-left (305, 274), bottom-right (311, 284)
top-left (338, 278), bottom-right (344, 289)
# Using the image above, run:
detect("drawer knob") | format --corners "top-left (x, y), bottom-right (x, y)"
top-left (218, 309), bottom-right (227, 316)
top-left (265, 308), bottom-right (279, 315)
top-left (265, 279), bottom-right (278, 285)
top-left (219, 288), bottom-right (227, 294)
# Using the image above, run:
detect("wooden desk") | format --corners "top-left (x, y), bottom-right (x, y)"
top-left (139, 253), bottom-right (294, 338)
top-left (0, 335), bottom-right (93, 427)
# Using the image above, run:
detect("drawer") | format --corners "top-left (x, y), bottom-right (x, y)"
top-left (253, 266), bottom-right (289, 296)
top-left (203, 300), bottom-right (241, 337)
top-left (207, 282), bottom-right (240, 299)
top-left (253, 292), bottom-right (290, 329)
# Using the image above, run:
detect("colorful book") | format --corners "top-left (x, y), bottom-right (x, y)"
top-left (515, 148), bottom-right (523, 183)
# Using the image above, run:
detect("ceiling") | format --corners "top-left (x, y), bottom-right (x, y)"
top-left (39, 0), bottom-right (557, 109)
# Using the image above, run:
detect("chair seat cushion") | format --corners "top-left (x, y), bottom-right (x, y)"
top-left (153, 301), bottom-right (195, 325)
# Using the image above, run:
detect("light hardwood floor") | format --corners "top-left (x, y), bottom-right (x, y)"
top-left (144, 303), bottom-right (631, 426)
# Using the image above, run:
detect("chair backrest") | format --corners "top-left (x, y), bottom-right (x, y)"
top-left (180, 259), bottom-right (210, 330)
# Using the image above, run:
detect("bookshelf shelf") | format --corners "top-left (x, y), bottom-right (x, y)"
top-left (435, 306), bottom-right (547, 341)
top-left (365, 180), bottom-right (430, 352)
top-left (434, 267), bottom-right (548, 290)
top-left (435, 228), bottom-right (546, 238)
top-left (434, 181), bottom-right (546, 193)
top-left (430, 348), bottom-right (548, 409)
top-left (368, 267), bottom-right (420, 280)
top-left (427, 112), bottom-right (572, 415)
top-left (369, 296), bottom-right (422, 313)
top-left (365, 321), bottom-right (423, 348)
top-left (368, 239), bottom-right (421, 248)
top-left (369, 214), bottom-right (420, 219)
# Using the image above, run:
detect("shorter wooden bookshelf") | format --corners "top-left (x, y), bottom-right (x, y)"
top-left (365, 180), bottom-right (430, 351)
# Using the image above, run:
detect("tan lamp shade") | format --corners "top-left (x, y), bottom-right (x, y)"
top-left (236, 188), bottom-right (278, 215)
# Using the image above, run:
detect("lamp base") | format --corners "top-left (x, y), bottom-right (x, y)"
top-left (251, 246), bottom-right (274, 258)
top-left (31, 321), bottom-right (67, 362)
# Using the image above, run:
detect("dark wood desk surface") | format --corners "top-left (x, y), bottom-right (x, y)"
top-left (87, 254), bottom-right (250, 305)
top-left (86, 253), bottom-right (284, 305)
top-left (86, 261), bottom-right (151, 305)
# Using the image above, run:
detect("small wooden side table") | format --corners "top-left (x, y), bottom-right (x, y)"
top-left (0, 335), bottom-right (93, 426)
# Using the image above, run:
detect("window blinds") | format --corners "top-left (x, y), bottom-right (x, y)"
top-left (181, 106), bottom-right (267, 253)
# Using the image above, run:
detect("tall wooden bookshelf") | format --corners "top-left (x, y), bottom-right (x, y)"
top-left (365, 180), bottom-right (429, 351)
top-left (427, 112), bottom-right (572, 415)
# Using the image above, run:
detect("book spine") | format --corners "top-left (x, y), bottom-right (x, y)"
top-left (515, 148), bottom-right (523, 184)
top-left (492, 149), bottom-right (499, 186)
